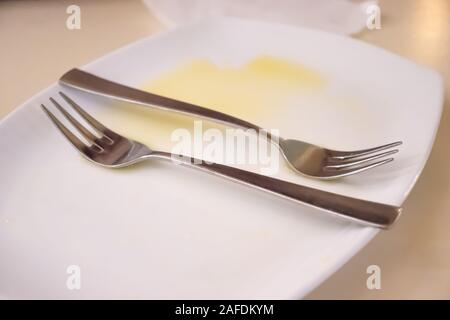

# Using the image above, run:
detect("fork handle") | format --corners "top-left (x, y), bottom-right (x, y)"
top-left (60, 68), bottom-right (262, 131)
top-left (153, 152), bottom-right (401, 228)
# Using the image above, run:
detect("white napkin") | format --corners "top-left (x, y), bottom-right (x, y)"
top-left (143, 0), bottom-right (378, 35)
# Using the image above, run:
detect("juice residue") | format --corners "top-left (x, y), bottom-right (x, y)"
top-left (103, 55), bottom-right (325, 151)
top-left (148, 55), bottom-right (324, 118)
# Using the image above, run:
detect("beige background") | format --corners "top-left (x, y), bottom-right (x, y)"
top-left (1, 0), bottom-right (449, 299)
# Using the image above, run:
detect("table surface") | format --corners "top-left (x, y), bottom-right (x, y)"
top-left (1, 0), bottom-right (449, 299)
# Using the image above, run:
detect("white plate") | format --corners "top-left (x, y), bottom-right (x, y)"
top-left (0, 18), bottom-right (443, 299)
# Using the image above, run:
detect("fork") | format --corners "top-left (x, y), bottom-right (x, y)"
top-left (41, 92), bottom-right (401, 228)
top-left (59, 68), bottom-right (402, 179)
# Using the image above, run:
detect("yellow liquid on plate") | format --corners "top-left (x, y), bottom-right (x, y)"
top-left (103, 55), bottom-right (325, 151)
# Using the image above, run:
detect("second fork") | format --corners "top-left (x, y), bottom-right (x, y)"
top-left (41, 92), bottom-right (402, 228)
top-left (60, 68), bottom-right (402, 179)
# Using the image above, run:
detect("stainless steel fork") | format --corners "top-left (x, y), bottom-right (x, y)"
top-left (41, 92), bottom-right (401, 228)
top-left (60, 68), bottom-right (402, 179)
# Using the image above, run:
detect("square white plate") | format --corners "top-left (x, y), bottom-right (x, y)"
top-left (0, 18), bottom-right (443, 299)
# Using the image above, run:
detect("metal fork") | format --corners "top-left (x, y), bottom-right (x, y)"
top-left (60, 68), bottom-right (402, 179)
top-left (41, 92), bottom-right (401, 228)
